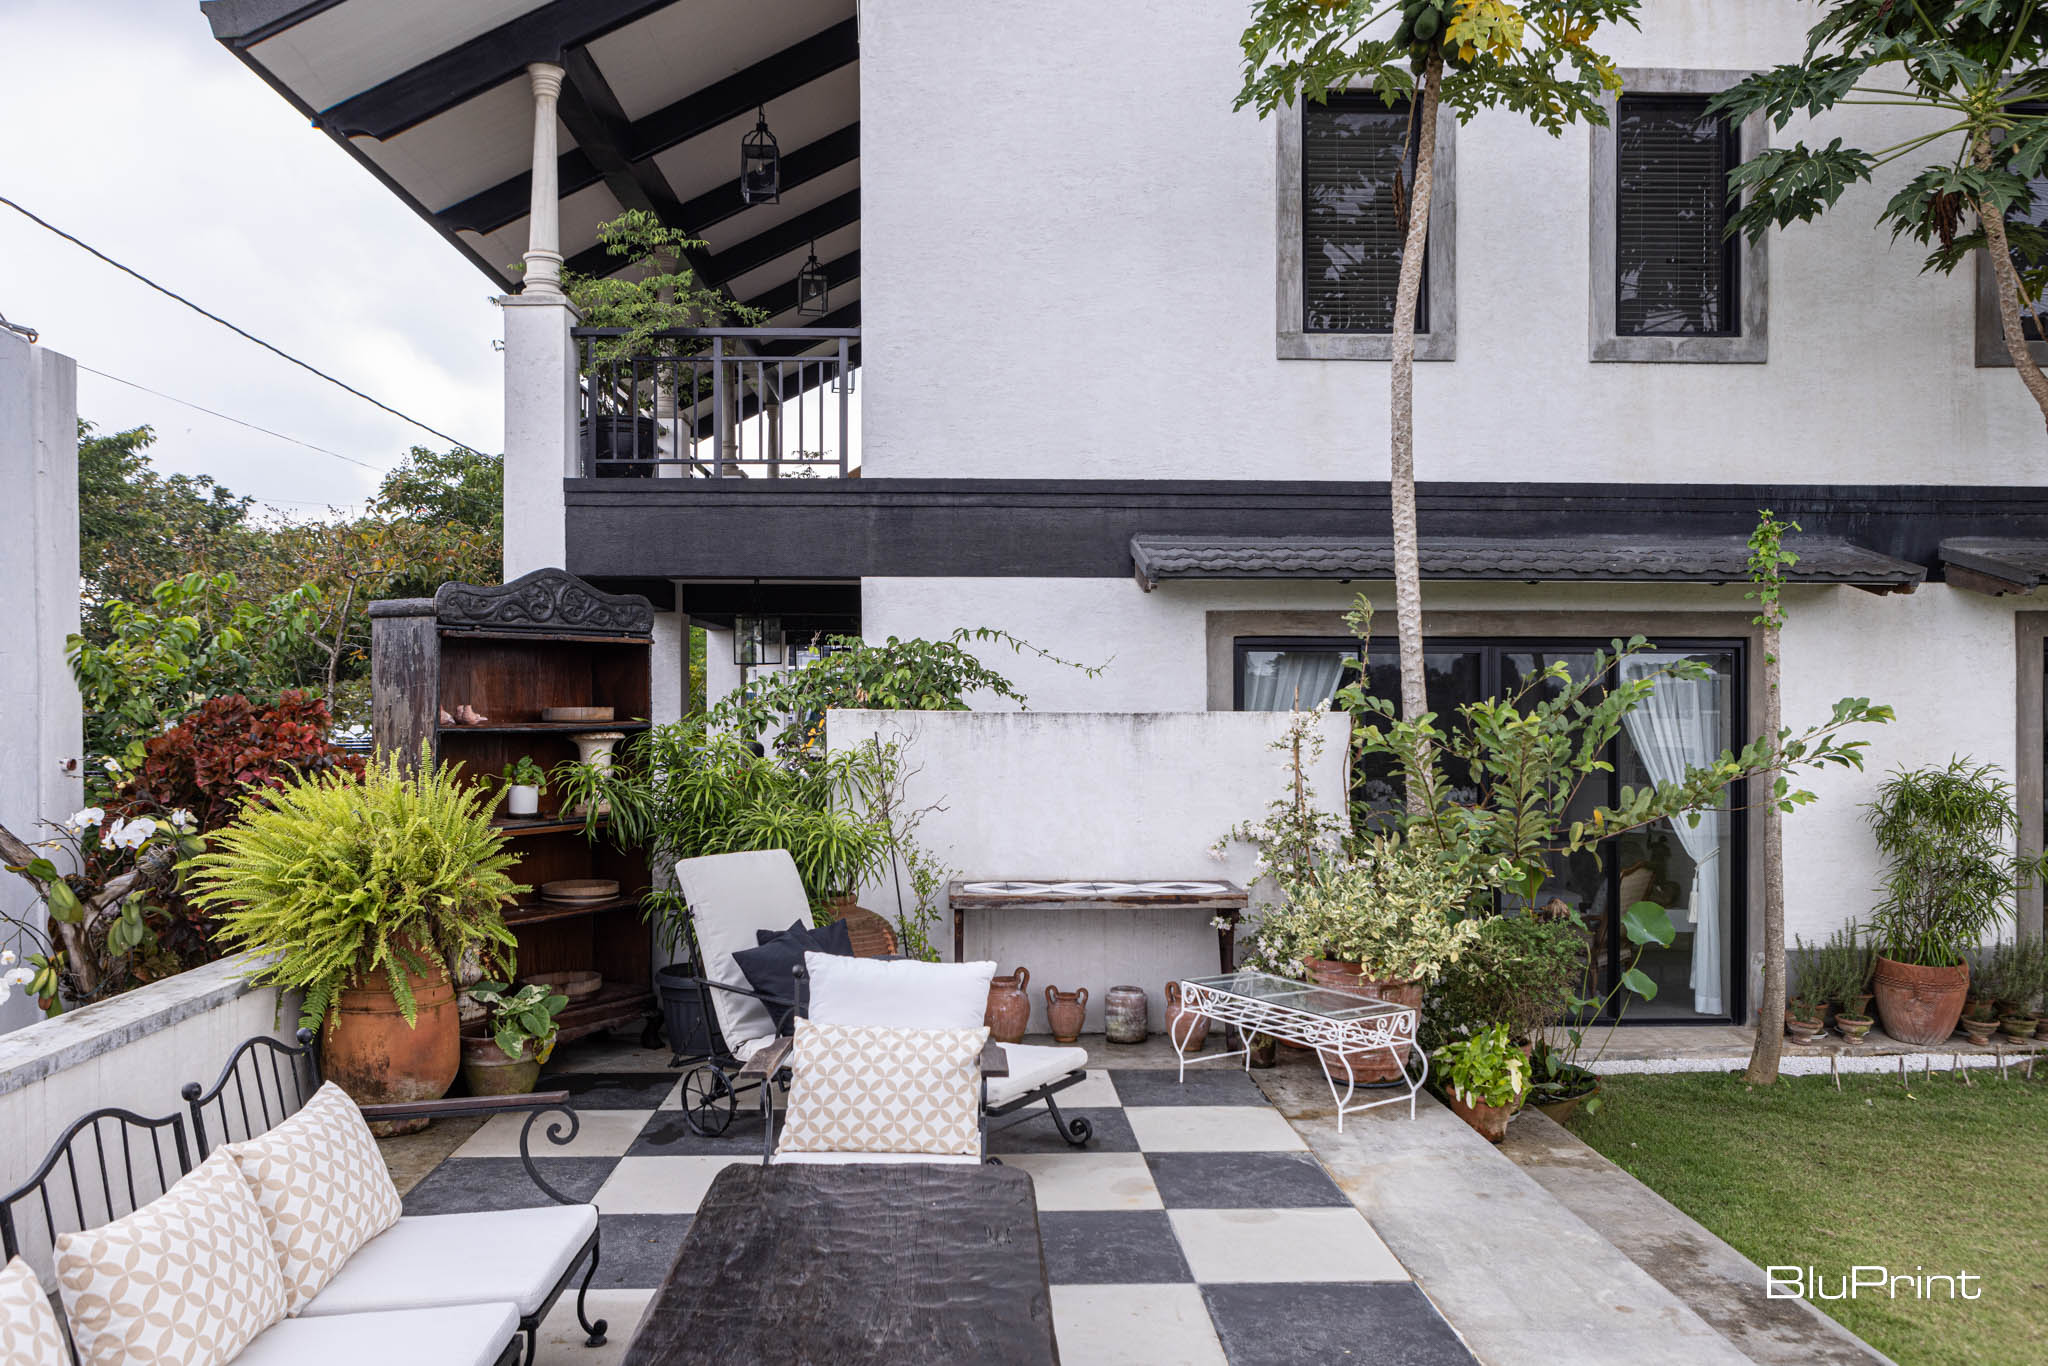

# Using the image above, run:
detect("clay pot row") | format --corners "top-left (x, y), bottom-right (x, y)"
top-left (984, 972), bottom-right (1216, 1047)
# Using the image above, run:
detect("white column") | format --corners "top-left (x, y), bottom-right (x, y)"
top-left (0, 332), bottom-right (83, 1036)
top-left (500, 294), bottom-right (577, 578)
top-left (522, 62), bottom-right (567, 297)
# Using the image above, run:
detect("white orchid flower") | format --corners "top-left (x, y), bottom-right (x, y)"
top-left (100, 756), bottom-right (123, 776)
top-left (168, 809), bottom-right (197, 834)
top-left (1, 949), bottom-right (15, 967)
top-left (107, 817), bottom-right (157, 851)
top-left (1, 967), bottom-right (32, 988)
top-left (65, 807), bottom-right (105, 832)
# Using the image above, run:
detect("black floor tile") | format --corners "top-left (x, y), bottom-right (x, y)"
top-left (1202, 1283), bottom-right (1477, 1366)
top-left (626, 1108), bottom-right (773, 1157)
top-left (1110, 1067), bottom-right (1268, 1107)
top-left (545, 1072), bottom-right (681, 1110)
top-left (987, 1107), bottom-right (1137, 1155)
top-left (595, 1213), bottom-right (695, 1289)
top-left (1145, 1152), bottom-right (1350, 1209)
top-left (1037, 1211), bottom-right (1192, 1285)
top-left (403, 1157), bottom-right (616, 1215)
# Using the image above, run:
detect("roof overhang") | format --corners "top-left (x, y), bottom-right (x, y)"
top-left (1937, 538), bottom-right (2048, 596)
top-left (1129, 535), bottom-right (1927, 594)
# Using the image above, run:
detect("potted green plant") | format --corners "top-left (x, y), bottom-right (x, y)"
top-left (1523, 899), bottom-right (1677, 1121)
top-left (499, 755), bottom-right (546, 818)
top-left (190, 751), bottom-right (522, 1114)
top-left (1864, 761), bottom-right (2044, 1045)
top-left (1432, 1023), bottom-right (1530, 1142)
top-left (461, 979), bottom-right (570, 1095)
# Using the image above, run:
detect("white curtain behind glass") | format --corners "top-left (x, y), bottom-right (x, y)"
top-left (1243, 651), bottom-right (1346, 712)
top-left (1618, 654), bottom-right (1727, 1015)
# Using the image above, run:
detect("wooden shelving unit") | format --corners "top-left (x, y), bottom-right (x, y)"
top-left (370, 569), bottom-right (662, 1047)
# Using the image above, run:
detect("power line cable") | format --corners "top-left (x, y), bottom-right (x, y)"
top-left (0, 194), bottom-right (491, 453)
top-left (77, 364), bottom-right (387, 473)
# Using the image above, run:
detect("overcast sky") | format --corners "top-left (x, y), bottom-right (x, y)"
top-left (0, 0), bottom-right (504, 514)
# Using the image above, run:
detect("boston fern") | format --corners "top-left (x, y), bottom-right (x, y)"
top-left (189, 750), bottom-right (522, 1033)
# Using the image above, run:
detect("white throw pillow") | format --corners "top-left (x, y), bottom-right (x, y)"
top-left (54, 1150), bottom-right (287, 1366)
top-left (775, 1019), bottom-right (989, 1157)
top-left (225, 1081), bottom-right (403, 1314)
top-left (0, 1255), bottom-right (66, 1366)
top-left (803, 952), bottom-right (996, 1029)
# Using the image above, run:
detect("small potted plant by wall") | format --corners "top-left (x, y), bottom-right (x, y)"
top-left (1785, 996), bottom-right (1826, 1043)
top-left (191, 751), bottom-right (522, 1118)
top-left (499, 755), bottom-right (546, 818)
top-left (1433, 1023), bottom-right (1530, 1143)
top-left (462, 979), bottom-right (570, 1095)
top-left (1864, 760), bottom-right (2044, 1046)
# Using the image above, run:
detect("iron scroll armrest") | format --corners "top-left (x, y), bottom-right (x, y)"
top-left (357, 1091), bottom-right (588, 1206)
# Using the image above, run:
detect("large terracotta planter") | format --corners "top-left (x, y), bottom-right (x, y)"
top-left (323, 958), bottom-right (460, 1130)
top-left (1444, 1091), bottom-right (1516, 1143)
top-left (985, 966), bottom-right (1032, 1045)
top-left (1304, 958), bottom-right (1421, 1083)
top-left (1871, 955), bottom-right (1969, 1046)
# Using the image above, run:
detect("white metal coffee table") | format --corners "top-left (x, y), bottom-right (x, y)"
top-left (1171, 971), bottom-right (1427, 1129)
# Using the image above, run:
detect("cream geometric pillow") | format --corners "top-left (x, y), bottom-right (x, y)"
top-left (0, 1255), bottom-right (66, 1366)
top-left (54, 1151), bottom-right (286, 1366)
top-left (225, 1081), bottom-right (402, 1314)
top-left (775, 1019), bottom-right (988, 1157)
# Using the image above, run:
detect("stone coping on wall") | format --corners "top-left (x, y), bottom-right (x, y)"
top-left (0, 954), bottom-right (279, 1098)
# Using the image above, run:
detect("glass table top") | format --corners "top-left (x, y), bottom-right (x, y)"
top-left (1182, 971), bottom-right (1410, 1019)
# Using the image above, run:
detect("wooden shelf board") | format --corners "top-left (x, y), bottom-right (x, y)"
top-left (554, 982), bottom-right (656, 1043)
top-left (491, 815), bottom-right (607, 836)
top-left (440, 721), bottom-right (650, 736)
top-left (505, 893), bottom-right (650, 926)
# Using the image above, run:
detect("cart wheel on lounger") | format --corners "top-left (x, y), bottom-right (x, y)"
top-left (681, 1066), bottom-right (736, 1137)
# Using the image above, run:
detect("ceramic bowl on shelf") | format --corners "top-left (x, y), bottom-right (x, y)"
top-left (539, 878), bottom-right (622, 903)
top-left (523, 970), bottom-right (603, 1002)
top-left (543, 706), bottom-right (614, 723)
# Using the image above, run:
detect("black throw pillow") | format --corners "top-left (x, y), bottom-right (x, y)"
top-left (752, 917), bottom-right (856, 958)
top-left (734, 918), bottom-right (858, 1030)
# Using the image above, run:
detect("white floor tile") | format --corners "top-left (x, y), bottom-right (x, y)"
top-left (652, 1079), bottom-right (685, 1110)
top-left (1002, 1153), bottom-right (1162, 1211)
top-left (1123, 1105), bottom-right (1307, 1153)
top-left (455, 1109), bottom-right (653, 1159)
top-left (1046, 1069), bottom-right (1120, 1108)
top-left (1049, 1284), bottom-right (1228, 1366)
top-left (1169, 1208), bottom-right (1408, 1283)
top-left (593, 1155), bottom-right (754, 1215)
top-left (533, 1287), bottom-right (655, 1365)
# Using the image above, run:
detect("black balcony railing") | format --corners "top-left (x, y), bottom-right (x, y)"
top-left (573, 327), bottom-right (858, 479)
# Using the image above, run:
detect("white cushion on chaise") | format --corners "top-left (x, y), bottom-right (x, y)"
top-left (673, 849), bottom-right (816, 1051)
top-left (232, 1302), bottom-right (519, 1366)
top-left (300, 1205), bottom-right (598, 1319)
top-left (770, 1151), bottom-right (983, 1166)
top-left (985, 1043), bottom-right (1090, 1108)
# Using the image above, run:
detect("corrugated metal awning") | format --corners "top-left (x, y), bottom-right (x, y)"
top-left (1129, 534), bottom-right (1925, 593)
top-left (1938, 538), bottom-right (2048, 595)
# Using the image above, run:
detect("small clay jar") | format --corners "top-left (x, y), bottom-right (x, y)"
top-left (985, 966), bottom-right (1031, 1045)
top-left (1044, 985), bottom-right (1088, 1045)
top-left (1163, 980), bottom-right (1209, 1052)
top-left (1105, 985), bottom-right (1149, 1045)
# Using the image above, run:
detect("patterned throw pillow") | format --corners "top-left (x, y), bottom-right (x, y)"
top-left (0, 1255), bottom-right (66, 1366)
top-left (54, 1151), bottom-right (286, 1366)
top-left (775, 1019), bottom-right (989, 1156)
top-left (226, 1081), bottom-right (403, 1314)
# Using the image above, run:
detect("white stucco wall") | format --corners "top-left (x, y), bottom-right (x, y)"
top-left (826, 707), bottom-right (1350, 1032)
top-left (858, 0), bottom-right (2043, 483)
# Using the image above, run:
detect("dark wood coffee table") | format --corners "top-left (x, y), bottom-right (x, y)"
top-left (623, 1162), bottom-right (1059, 1366)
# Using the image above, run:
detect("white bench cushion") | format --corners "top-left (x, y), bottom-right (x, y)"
top-left (770, 1151), bottom-right (982, 1166)
top-left (985, 1043), bottom-right (1089, 1108)
top-left (300, 1205), bottom-right (597, 1319)
top-left (803, 953), bottom-right (996, 1029)
top-left (233, 1302), bottom-right (518, 1366)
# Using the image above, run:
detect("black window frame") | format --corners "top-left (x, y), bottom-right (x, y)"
top-left (1613, 92), bottom-right (1743, 339)
top-left (1301, 92), bottom-right (1428, 336)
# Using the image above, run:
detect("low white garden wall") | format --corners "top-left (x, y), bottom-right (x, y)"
top-left (827, 709), bottom-right (1349, 1033)
top-left (0, 956), bottom-right (295, 1203)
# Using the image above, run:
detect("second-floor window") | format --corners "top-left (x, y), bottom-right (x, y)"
top-left (1615, 94), bottom-right (1741, 336)
top-left (1302, 94), bottom-right (1425, 334)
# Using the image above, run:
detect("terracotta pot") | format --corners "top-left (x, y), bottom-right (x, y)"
top-left (1163, 981), bottom-right (1209, 1052)
top-left (1962, 1017), bottom-right (2001, 1046)
top-left (324, 956), bottom-right (459, 1134)
top-left (1445, 1091), bottom-right (1516, 1143)
top-left (1784, 1009), bottom-right (1825, 1042)
top-left (1999, 1016), bottom-right (2039, 1039)
top-left (1834, 1015), bottom-right (1873, 1042)
top-left (1246, 1033), bottom-right (1279, 1069)
top-left (1303, 958), bottom-right (1420, 1083)
top-left (1044, 985), bottom-right (1088, 1045)
top-left (2036, 1018), bottom-right (2048, 1042)
top-left (461, 1033), bottom-right (542, 1096)
top-left (1871, 956), bottom-right (1969, 1046)
top-left (985, 966), bottom-right (1032, 1045)
top-left (1528, 1076), bottom-right (1601, 1127)
top-left (1104, 985), bottom-right (1148, 1044)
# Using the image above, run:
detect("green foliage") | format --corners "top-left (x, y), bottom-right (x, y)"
top-left (1864, 758), bottom-right (2043, 967)
top-left (499, 756), bottom-right (547, 791)
top-left (373, 446), bottom-right (502, 540)
top-left (467, 979), bottom-right (569, 1061)
top-left (1212, 706), bottom-right (1353, 897)
top-left (1528, 897), bottom-right (1677, 1112)
top-left (563, 210), bottom-right (761, 367)
top-left (1423, 910), bottom-right (1583, 1047)
top-left (849, 735), bottom-right (952, 962)
top-left (190, 750), bottom-right (522, 1033)
top-left (1248, 834), bottom-right (1484, 984)
top-left (1432, 1021), bottom-right (1529, 1109)
top-left (1793, 923), bottom-right (1875, 1010)
top-left (1746, 510), bottom-right (1799, 641)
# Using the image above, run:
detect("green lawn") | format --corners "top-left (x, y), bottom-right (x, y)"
top-left (1569, 1068), bottom-right (2048, 1366)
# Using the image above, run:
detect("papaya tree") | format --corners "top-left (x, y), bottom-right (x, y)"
top-left (1235, 2), bottom-right (1641, 804)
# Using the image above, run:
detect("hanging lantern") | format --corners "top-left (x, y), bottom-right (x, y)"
top-left (796, 242), bottom-right (829, 317)
top-left (734, 615), bottom-right (785, 667)
top-left (740, 106), bottom-right (780, 205)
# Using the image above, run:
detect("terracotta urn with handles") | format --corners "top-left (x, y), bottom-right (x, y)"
top-left (1164, 980), bottom-right (1209, 1052)
top-left (985, 966), bottom-right (1032, 1045)
top-left (1045, 985), bottom-right (1088, 1045)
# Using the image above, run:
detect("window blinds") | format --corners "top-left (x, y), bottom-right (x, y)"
top-left (1615, 94), bottom-right (1739, 337)
top-left (1302, 94), bottom-right (1424, 334)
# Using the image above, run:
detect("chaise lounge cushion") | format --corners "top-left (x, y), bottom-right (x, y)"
top-left (0, 1255), bottom-right (66, 1366)
top-left (299, 1205), bottom-right (598, 1319)
top-left (802, 953), bottom-right (997, 1030)
top-left (674, 850), bottom-right (816, 1052)
top-left (770, 1151), bottom-right (982, 1166)
top-left (985, 1043), bottom-right (1091, 1108)
top-left (231, 1301), bottom-right (519, 1366)
top-left (54, 1151), bottom-right (286, 1366)
top-left (775, 1019), bottom-right (989, 1157)
top-left (226, 1081), bottom-right (404, 1314)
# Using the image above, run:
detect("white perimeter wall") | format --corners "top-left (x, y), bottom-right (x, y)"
top-left (859, 0), bottom-right (2045, 483)
top-left (826, 707), bottom-right (1350, 1032)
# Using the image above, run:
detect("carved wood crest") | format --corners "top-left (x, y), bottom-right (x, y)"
top-left (435, 568), bottom-right (654, 636)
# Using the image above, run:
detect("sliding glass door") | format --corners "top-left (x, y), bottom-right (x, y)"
top-left (1235, 636), bottom-right (1744, 1023)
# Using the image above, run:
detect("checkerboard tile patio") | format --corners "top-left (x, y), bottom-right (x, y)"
top-left (406, 1056), bottom-right (1476, 1365)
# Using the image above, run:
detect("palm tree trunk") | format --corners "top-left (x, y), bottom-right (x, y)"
top-left (1743, 619), bottom-right (1785, 1083)
top-left (1974, 135), bottom-right (2048, 429)
top-left (1390, 55), bottom-right (1443, 812)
